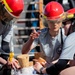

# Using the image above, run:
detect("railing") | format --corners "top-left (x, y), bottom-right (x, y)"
top-left (12, 0), bottom-right (44, 53)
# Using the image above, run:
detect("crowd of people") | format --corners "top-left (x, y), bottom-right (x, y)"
top-left (22, 1), bottom-right (75, 75)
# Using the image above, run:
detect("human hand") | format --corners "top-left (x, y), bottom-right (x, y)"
top-left (33, 57), bottom-right (47, 67)
top-left (34, 62), bottom-right (43, 73)
top-left (30, 28), bottom-right (41, 40)
top-left (7, 58), bottom-right (20, 69)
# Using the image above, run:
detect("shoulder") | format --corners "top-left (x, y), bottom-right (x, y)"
top-left (66, 32), bottom-right (75, 41)
top-left (37, 28), bottom-right (48, 33)
top-left (40, 28), bottom-right (48, 33)
top-left (64, 32), bottom-right (75, 46)
top-left (37, 28), bottom-right (48, 38)
top-left (40, 28), bottom-right (48, 36)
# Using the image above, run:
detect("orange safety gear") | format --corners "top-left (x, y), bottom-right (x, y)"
top-left (2, 0), bottom-right (24, 18)
top-left (44, 1), bottom-right (64, 20)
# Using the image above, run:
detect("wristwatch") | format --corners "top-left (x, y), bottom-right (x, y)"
top-left (40, 67), bottom-right (44, 74)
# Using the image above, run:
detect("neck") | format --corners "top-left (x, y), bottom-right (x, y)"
top-left (49, 30), bottom-right (59, 37)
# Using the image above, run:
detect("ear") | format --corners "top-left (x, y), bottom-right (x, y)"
top-left (43, 21), bottom-right (48, 27)
top-left (42, 18), bottom-right (48, 27)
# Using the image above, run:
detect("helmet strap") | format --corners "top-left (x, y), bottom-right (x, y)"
top-left (0, 2), bottom-right (5, 16)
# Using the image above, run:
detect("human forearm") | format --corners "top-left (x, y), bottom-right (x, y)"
top-left (22, 38), bottom-right (34, 54)
top-left (22, 28), bottom-right (41, 54)
top-left (46, 59), bottom-right (69, 75)
top-left (1, 41), bottom-right (10, 60)
top-left (34, 59), bottom-right (69, 75)
top-left (0, 57), bottom-right (7, 65)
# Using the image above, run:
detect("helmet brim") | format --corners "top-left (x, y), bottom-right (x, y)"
top-left (5, 7), bottom-right (19, 19)
top-left (43, 12), bottom-right (66, 21)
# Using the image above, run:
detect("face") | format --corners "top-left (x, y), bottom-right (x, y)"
top-left (47, 19), bottom-right (62, 32)
top-left (0, 7), bottom-right (15, 24)
top-left (1, 11), bottom-right (13, 22)
top-left (63, 20), bottom-right (72, 27)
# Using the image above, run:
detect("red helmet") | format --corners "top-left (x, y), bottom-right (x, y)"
top-left (66, 8), bottom-right (75, 19)
top-left (67, 8), bottom-right (75, 14)
top-left (2, 0), bottom-right (24, 18)
top-left (44, 1), bottom-right (64, 20)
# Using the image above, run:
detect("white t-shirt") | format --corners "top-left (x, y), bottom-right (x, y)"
top-left (0, 21), bottom-right (12, 43)
top-left (32, 28), bottom-right (66, 63)
top-left (59, 32), bottom-right (75, 60)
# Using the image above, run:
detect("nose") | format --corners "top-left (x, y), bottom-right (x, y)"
top-left (53, 22), bottom-right (58, 26)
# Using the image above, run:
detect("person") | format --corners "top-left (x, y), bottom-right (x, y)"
top-left (24, 0), bottom-right (75, 53)
top-left (0, 0), bottom-right (24, 73)
top-left (25, 0), bottom-right (40, 52)
top-left (63, 8), bottom-right (75, 36)
top-left (33, 7), bottom-right (75, 75)
top-left (60, 32), bottom-right (75, 75)
top-left (58, 0), bottom-right (75, 36)
top-left (56, 0), bottom-right (75, 11)
top-left (22, 1), bottom-right (69, 75)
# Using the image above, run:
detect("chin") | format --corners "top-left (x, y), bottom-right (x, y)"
top-left (53, 29), bottom-right (59, 32)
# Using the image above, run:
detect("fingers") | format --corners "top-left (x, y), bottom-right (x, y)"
top-left (32, 28), bottom-right (41, 34)
top-left (7, 58), bottom-right (20, 69)
top-left (11, 63), bottom-right (15, 69)
top-left (12, 58), bottom-right (21, 69)
top-left (30, 28), bottom-right (41, 40)
top-left (34, 62), bottom-right (43, 69)
top-left (32, 28), bottom-right (37, 33)
top-left (41, 62), bottom-right (46, 67)
top-left (13, 61), bottom-right (20, 69)
top-left (33, 62), bottom-right (43, 73)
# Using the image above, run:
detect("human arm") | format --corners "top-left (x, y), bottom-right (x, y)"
top-left (0, 40), bottom-right (20, 69)
top-left (34, 59), bottom-right (69, 75)
top-left (1, 26), bottom-right (20, 69)
top-left (22, 28), bottom-right (41, 54)
top-left (34, 32), bottom-right (75, 74)
top-left (22, 38), bottom-right (34, 54)
top-left (60, 66), bottom-right (75, 75)
top-left (0, 57), bottom-right (7, 65)
top-left (0, 40), bottom-right (10, 60)
top-left (0, 56), bottom-right (20, 69)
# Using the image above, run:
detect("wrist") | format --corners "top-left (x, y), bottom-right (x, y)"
top-left (3, 62), bottom-right (8, 68)
top-left (29, 37), bottom-right (34, 41)
top-left (40, 67), bottom-right (44, 74)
